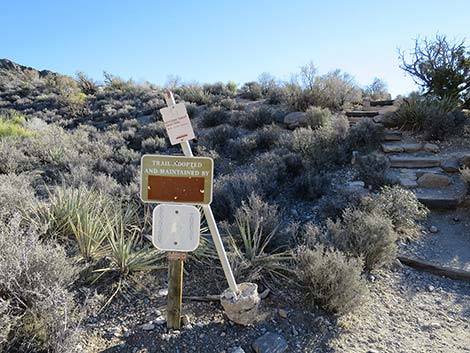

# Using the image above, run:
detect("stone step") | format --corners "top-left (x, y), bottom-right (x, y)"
top-left (382, 142), bottom-right (439, 154)
top-left (389, 155), bottom-right (442, 168)
top-left (384, 130), bottom-right (402, 141)
top-left (346, 110), bottom-right (379, 117)
top-left (415, 179), bottom-right (468, 209)
top-left (370, 99), bottom-right (395, 106)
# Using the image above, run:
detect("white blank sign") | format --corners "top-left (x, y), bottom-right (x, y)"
top-left (152, 204), bottom-right (200, 252)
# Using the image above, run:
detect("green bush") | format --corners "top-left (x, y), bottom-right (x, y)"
top-left (356, 152), bottom-right (390, 189)
top-left (304, 106), bottom-right (331, 128)
top-left (391, 93), bottom-right (464, 139)
top-left (0, 215), bottom-right (82, 352)
top-left (347, 119), bottom-right (384, 153)
top-left (0, 111), bottom-right (33, 138)
top-left (361, 185), bottom-right (428, 240)
top-left (296, 245), bottom-right (368, 314)
top-left (176, 84), bottom-right (210, 105)
top-left (200, 107), bottom-right (230, 128)
top-left (329, 208), bottom-right (398, 270)
top-left (291, 116), bottom-right (349, 166)
top-left (240, 81), bottom-right (263, 100)
top-left (241, 106), bottom-right (275, 130)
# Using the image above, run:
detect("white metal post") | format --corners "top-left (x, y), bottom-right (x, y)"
top-left (164, 90), bottom-right (239, 294)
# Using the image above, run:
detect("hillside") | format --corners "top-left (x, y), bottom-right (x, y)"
top-left (0, 59), bottom-right (469, 353)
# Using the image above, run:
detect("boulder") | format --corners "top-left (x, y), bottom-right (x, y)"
top-left (283, 112), bottom-right (307, 129)
top-left (417, 173), bottom-right (450, 188)
top-left (441, 158), bottom-right (460, 173)
top-left (220, 283), bottom-right (260, 326)
top-left (252, 332), bottom-right (288, 353)
top-left (373, 114), bottom-right (397, 127)
top-left (423, 143), bottom-right (440, 153)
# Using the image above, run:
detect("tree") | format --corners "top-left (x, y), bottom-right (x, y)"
top-left (399, 35), bottom-right (470, 106)
top-left (364, 78), bottom-right (391, 100)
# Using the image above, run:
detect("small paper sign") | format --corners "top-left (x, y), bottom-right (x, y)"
top-left (160, 103), bottom-right (195, 145)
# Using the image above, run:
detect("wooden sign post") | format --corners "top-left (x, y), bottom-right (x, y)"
top-left (140, 90), bottom-right (240, 330)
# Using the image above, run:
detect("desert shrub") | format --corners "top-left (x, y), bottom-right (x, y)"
top-left (200, 107), bottom-right (230, 128)
top-left (399, 35), bottom-right (470, 106)
top-left (199, 123), bottom-right (240, 151)
top-left (141, 136), bottom-right (167, 153)
top-left (296, 245), bottom-right (368, 314)
top-left (356, 153), bottom-right (390, 189)
top-left (304, 106), bottom-right (332, 128)
top-left (291, 116), bottom-right (350, 166)
top-left (0, 215), bottom-right (82, 352)
top-left (240, 106), bottom-right (275, 130)
top-left (460, 166), bottom-right (470, 187)
top-left (311, 70), bottom-right (362, 110)
top-left (329, 208), bottom-right (397, 270)
top-left (203, 82), bottom-right (236, 98)
top-left (363, 78), bottom-right (391, 100)
top-left (213, 172), bottom-right (261, 221)
top-left (252, 150), bottom-right (304, 195)
top-left (240, 81), bottom-right (263, 100)
top-left (176, 84), bottom-right (210, 105)
top-left (0, 139), bottom-right (32, 174)
top-left (76, 71), bottom-right (97, 95)
top-left (252, 124), bottom-right (283, 151)
top-left (234, 193), bottom-right (280, 242)
top-left (0, 173), bottom-right (35, 215)
top-left (317, 188), bottom-right (365, 220)
top-left (228, 205), bottom-right (292, 283)
top-left (391, 93), bottom-right (464, 139)
top-left (293, 170), bottom-right (331, 200)
top-left (362, 185), bottom-right (429, 239)
top-left (347, 119), bottom-right (384, 152)
top-left (0, 110), bottom-right (33, 138)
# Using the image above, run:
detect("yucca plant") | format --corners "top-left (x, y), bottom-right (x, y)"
top-left (101, 204), bottom-right (164, 277)
top-left (68, 208), bottom-right (108, 262)
top-left (228, 214), bottom-right (293, 284)
top-left (94, 204), bottom-right (164, 311)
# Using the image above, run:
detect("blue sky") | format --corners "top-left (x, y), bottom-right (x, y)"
top-left (1, 0), bottom-right (469, 97)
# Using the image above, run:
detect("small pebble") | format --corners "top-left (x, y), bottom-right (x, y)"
top-left (429, 226), bottom-right (438, 233)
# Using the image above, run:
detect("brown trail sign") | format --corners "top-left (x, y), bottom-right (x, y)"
top-left (139, 90), bottom-right (260, 329)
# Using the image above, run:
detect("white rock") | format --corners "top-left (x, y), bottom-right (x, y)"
top-left (141, 323), bottom-right (155, 331)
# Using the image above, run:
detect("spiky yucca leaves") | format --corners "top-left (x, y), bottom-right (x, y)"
top-left (102, 204), bottom-right (164, 277)
top-left (228, 213), bottom-right (293, 284)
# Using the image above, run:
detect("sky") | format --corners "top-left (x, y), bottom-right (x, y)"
top-left (1, 0), bottom-right (469, 97)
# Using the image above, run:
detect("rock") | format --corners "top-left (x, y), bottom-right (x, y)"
top-left (373, 114), bottom-right (396, 127)
top-left (423, 143), bottom-right (440, 153)
top-left (284, 112), bottom-right (307, 129)
top-left (429, 226), bottom-right (439, 233)
top-left (416, 178), bottom-right (468, 209)
top-left (399, 177), bottom-right (418, 189)
top-left (389, 155), bottom-right (441, 168)
top-left (428, 285), bottom-right (435, 292)
top-left (252, 332), bottom-right (288, 353)
top-left (229, 347), bottom-right (246, 353)
top-left (154, 316), bottom-right (166, 325)
top-left (382, 142), bottom-right (423, 153)
top-left (460, 155), bottom-right (470, 168)
top-left (441, 158), bottom-right (460, 172)
top-left (220, 282), bottom-right (261, 326)
top-left (428, 322), bottom-right (442, 329)
top-left (278, 309), bottom-right (288, 319)
top-left (141, 323), bottom-right (155, 331)
top-left (182, 314), bottom-right (190, 326)
top-left (384, 130), bottom-right (402, 141)
top-left (417, 173), bottom-right (450, 188)
top-left (158, 288), bottom-right (168, 297)
top-left (453, 216), bottom-right (460, 222)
